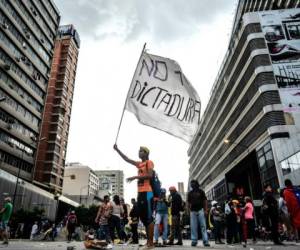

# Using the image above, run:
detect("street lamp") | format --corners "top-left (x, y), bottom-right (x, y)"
top-left (224, 139), bottom-right (249, 152)
top-left (12, 137), bottom-right (46, 209)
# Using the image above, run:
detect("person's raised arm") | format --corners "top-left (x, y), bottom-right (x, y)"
top-left (113, 144), bottom-right (138, 166)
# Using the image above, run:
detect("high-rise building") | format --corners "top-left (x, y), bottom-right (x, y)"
top-left (0, 0), bottom-right (60, 181)
top-left (62, 162), bottom-right (100, 206)
top-left (177, 182), bottom-right (186, 201)
top-left (34, 25), bottom-right (80, 193)
top-left (95, 170), bottom-right (124, 198)
top-left (188, 1), bottom-right (300, 203)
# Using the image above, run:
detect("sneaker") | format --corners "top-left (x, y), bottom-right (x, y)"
top-left (2, 241), bottom-right (8, 245)
top-left (242, 242), bottom-right (246, 248)
top-left (191, 242), bottom-right (197, 247)
top-left (166, 241), bottom-right (174, 245)
top-left (174, 241), bottom-right (183, 245)
top-left (204, 242), bottom-right (210, 247)
top-left (163, 241), bottom-right (167, 245)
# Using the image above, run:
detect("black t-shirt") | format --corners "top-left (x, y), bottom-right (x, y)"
top-left (188, 188), bottom-right (207, 211)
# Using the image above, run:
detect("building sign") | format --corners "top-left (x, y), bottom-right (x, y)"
top-left (259, 9), bottom-right (300, 125)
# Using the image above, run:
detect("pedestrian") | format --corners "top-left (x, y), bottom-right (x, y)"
top-left (129, 198), bottom-right (139, 244)
top-left (167, 186), bottom-right (183, 246)
top-left (242, 196), bottom-right (256, 247)
top-left (187, 179), bottom-right (210, 247)
top-left (120, 198), bottom-right (129, 242)
top-left (66, 210), bottom-right (77, 242)
top-left (95, 195), bottom-right (112, 243)
top-left (261, 184), bottom-right (283, 245)
top-left (109, 195), bottom-right (125, 243)
top-left (225, 199), bottom-right (239, 244)
top-left (153, 188), bottom-right (169, 246)
top-left (30, 221), bottom-right (39, 240)
top-left (283, 179), bottom-right (300, 241)
top-left (210, 201), bottom-right (225, 244)
top-left (279, 189), bottom-right (293, 240)
top-left (0, 196), bottom-right (13, 245)
top-left (114, 144), bottom-right (155, 249)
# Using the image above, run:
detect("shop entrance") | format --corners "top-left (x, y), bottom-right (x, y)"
top-left (226, 150), bottom-right (263, 201)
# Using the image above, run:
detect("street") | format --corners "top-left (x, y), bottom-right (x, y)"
top-left (0, 241), bottom-right (299, 250)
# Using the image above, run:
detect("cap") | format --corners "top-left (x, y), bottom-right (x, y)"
top-left (140, 146), bottom-right (150, 154)
top-left (211, 200), bottom-right (218, 206)
top-left (4, 197), bottom-right (11, 202)
top-left (169, 186), bottom-right (176, 191)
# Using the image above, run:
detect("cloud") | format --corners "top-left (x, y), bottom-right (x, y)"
top-left (54, 0), bottom-right (235, 42)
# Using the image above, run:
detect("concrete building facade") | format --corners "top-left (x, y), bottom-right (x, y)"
top-left (188, 0), bottom-right (300, 203)
top-left (34, 25), bottom-right (80, 193)
top-left (0, 0), bottom-right (59, 181)
top-left (62, 162), bottom-right (100, 206)
top-left (95, 170), bottom-right (124, 198)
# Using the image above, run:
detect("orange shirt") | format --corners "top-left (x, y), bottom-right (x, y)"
top-left (136, 160), bottom-right (153, 193)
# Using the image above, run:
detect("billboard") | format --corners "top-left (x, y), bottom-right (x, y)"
top-left (259, 9), bottom-right (300, 125)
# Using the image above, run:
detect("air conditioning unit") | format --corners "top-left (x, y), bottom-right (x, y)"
top-left (15, 57), bottom-right (21, 62)
top-left (1, 22), bottom-right (8, 29)
top-left (25, 33), bottom-right (31, 39)
top-left (40, 38), bottom-right (45, 44)
top-left (4, 64), bottom-right (10, 71)
top-left (20, 94), bottom-right (24, 98)
top-left (22, 42), bottom-right (27, 49)
top-left (6, 124), bottom-right (12, 130)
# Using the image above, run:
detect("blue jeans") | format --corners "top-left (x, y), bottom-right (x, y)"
top-left (190, 209), bottom-right (209, 244)
top-left (154, 213), bottom-right (168, 241)
top-left (98, 224), bottom-right (110, 242)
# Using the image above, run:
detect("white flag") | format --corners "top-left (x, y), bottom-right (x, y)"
top-left (125, 52), bottom-right (201, 143)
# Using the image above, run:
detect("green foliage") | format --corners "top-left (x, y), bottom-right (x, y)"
top-left (74, 204), bottom-right (99, 227)
top-left (11, 207), bottom-right (45, 224)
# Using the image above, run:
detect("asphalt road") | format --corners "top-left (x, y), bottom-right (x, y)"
top-left (0, 240), bottom-right (299, 250)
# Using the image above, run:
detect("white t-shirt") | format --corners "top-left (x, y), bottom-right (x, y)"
top-left (31, 224), bottom-right (38, 235)
top-left (111, 202), bottom-right (124, 217)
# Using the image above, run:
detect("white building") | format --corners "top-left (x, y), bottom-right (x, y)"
top-left (95, 170), bottom-right (124, 198)
top-left (62, 162), bottom-right (100, 206)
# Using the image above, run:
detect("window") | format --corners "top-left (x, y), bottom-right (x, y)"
top-left (280, 151), bottom-right (300, 176)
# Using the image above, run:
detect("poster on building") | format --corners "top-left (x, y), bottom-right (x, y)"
top-left (259, 9), bottom-right (300, 125)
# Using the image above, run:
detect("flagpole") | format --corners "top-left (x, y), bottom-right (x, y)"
top-left (114, 43), bottom-right (147, 144)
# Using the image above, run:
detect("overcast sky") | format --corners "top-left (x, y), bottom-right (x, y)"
top-left (53, 0), bottom-right (237, 202)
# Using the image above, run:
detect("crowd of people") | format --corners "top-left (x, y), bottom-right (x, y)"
top-left (1, 144), bottom-right (300, 250)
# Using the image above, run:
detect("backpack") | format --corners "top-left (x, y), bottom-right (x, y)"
top-left (68, 215), bottom-right (76, 225)
top-left (146, 161), bottom-right (161, 198)
top-left (293, 186), bottom-right (300, 207)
